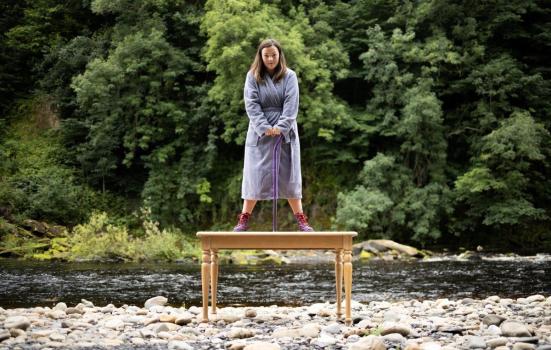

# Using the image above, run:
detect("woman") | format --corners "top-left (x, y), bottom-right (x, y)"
top-left (233, 38), bottom-right (314, 232)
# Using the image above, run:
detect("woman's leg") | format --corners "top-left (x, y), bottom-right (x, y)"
top-left (242, 199), bottom-right (258, 213)
top-left (287, 198), bottom-right (303, 214)
top-left (288, 198), bottom-right (314, 231)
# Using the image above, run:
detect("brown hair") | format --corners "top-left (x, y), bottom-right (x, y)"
top-left (249, 38), bottom-right (288, 84)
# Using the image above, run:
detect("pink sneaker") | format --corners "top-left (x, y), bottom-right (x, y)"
top-left (294, 212), bottom-right (314, 232)
top-left (233, 212), bottom-right (251, 232)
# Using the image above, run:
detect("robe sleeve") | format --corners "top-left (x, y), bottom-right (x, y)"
top-left (275, 71), bottom-right (299, 139)
top-left (244, 71), bottom-right (272, 138)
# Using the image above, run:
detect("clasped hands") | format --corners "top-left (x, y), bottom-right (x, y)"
top-left (265, 127), bottom-right (281, 137)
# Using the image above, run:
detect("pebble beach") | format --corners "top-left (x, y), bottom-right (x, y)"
top-left (1, 294), bottom-right (550, 350)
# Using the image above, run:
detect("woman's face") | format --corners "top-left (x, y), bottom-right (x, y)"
top-left (261, 46), bottom-right (279, 73)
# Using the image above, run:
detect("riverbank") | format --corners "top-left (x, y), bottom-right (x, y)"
top-left (1, 294), bottom-right (550, 349)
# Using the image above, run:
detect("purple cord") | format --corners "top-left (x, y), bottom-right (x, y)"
top-left (272, 134), bottom-right (284, 232)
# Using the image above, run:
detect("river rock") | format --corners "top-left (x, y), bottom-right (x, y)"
top-left (272, 327), bottom-right (300, 338)
top-left (228, 327), bottom-right (255, 339)
top-left (420, 342), bottom-right (442, 350)
top-left (80, 299), bottom-right (94, 307)
top-left (486, 337), bottom-right (508, 347)
top-left (513, 343), bottom-right (536, 350)
top-left (380, 321), bottom-right (412, 336)
top-left (312, 333), bottom-right (338, 347)
top-left (383, 333), bottom-right (406, 347)
top-left (299, 323), bottom-right (320, 337)
top-left (53, 302), bottom-right (67, 312)
top-left (160, 314), bottom-right (177, 323)
top-left (501, 321), bottom-right (532, 337)
top-left (349, 334), bottom-right (386, 350)
top-left (145, 296), bottom-right (168, 309)
top-left (245, 309), bottom-right (257, 318)
top-left (483, 314), bottom-right (506, 326)
top-left (175, 312), bottom-right (193, 325)
top-left (66, 307), bottom-right (84, 315)
top-left (168, 341), bottom-right (194, 350)
top-left (4, 316), bottom-right (31, 330)
top-left (102, 317), bottom-right (125, 330)
top-left (48, 332), bottom-right (65, 342)
top-left (0, 329), bottom-right (10, 341)
top-left (322, 322), bottom-right (342, 334)
top-left (526, 295), bottom-right (545, 303)
top-left (467, 336), bottom-right (487, 348)
top-left (243, 342), bottom-right (281, 350)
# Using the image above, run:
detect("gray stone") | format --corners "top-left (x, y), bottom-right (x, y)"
top-left (483, 314), bottom-right (507, 326)
top-left (167, 340), bottom-right (194, 350)
top-left (145, 296), bottom-right (168, 309)
top-left (467, 336), bottom-right (487, 349)
top-left (66, 307), bottom-right (84, 315)
top-left (487, 324), bottom-right (502, 335)
top-left (49, 332), bottom-right (65, 342)
top-left (300, 323), bottom-right (320, 338)
top-left (501, 321), bottom-right (532, 337)
top-left (312, 333), bottom-right (337, 347)
top-left (536, 346), bottom-right (551, 350)
top-left (510, 337), bottom-right (539, 344)
top-left (526, 295), bottom-right (545, 303)
top-left (272, 327), bottom-right (300, 338)
top-left (419, 342), bottom-right (442, 350)
top-left (187, 306), bottom-right (201, 315)
top-left (53, 302), bottom-right (67, 312)
top-left (243, 342), bottom-right (281, 350)
top-left (140, 328), bottom-right (156, 338)
top-left (486, 337), bottom-right (508, 348)
top-left (228, 342), bottom-right (247, 350)
top-left (512, 343), bottom-right (536, 350)
top-left (175, 312), bottom-right (193, 326)
top-left (322, 322), bottom-right (342, 334)
top-left (383, 333), bottom-right (406, 347)
top-left (4, 316), bottom-right (31, 330)
top-left (80, 299), bottom-right (94, 307)
top-left (228, 327), bottom-right (255, 339)
top-left (380, 321), bottom-right (412, 336)
top-left (103, 318), bottom-right (125, 330)
top-left (245, 309), bottom-right (257, 318)
top-left (349, 334), bottom-right (386, 350)
top-left (0, 329), bottom-right (10, 341)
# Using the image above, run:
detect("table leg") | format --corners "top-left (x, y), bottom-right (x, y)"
top-left (201, 249), bottom-right (211, 322)
top-left (335, 249), bottom-right (343, 319)
top-left (211, 250), bottom-right (218, 315)
top-left (344, 249), bottom-right (352, 326)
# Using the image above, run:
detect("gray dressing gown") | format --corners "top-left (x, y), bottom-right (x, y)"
top-left (241, 68), bottom-right (302, 200)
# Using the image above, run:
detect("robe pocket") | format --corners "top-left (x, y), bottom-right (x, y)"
top-left (285, 128), bottom-right (298, 144)
top-left (245, 134), bottom-right (261, 147)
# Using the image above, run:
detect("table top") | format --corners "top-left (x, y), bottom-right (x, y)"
top-left (196, 231), bottom-right (357, 250)
top-left (196, 231), bottom-right (357, 236)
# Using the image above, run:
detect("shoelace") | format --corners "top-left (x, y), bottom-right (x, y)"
top-left (295, 213), bottom-right (309, 224)
top-left (237, 213), bottom-right (250, 225)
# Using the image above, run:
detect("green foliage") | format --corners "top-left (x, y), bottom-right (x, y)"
top-left (1, 0), bottom-right (551, 251)
top-left (201, 0), bottom-right (350, 144)
top-left (453, 111), bottom-right (549, 229)
top-left (33, 211), bottom-right (200, 261)
top-left (0, 98), bottom-right (126, 226)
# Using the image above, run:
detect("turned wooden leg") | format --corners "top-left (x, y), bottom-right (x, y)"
top-left (201, 249), bottom-right (211, 322)
top-left (343, 249), bottom-right (353, 326)
top-left (335, 249), bottom-right (343, 319)
top-left (211, 250), bottom-right (219, 315)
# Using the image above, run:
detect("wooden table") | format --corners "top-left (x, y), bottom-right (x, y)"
top-left (196, 231), bottom-right (358, 325)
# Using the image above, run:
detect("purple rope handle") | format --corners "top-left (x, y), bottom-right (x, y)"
top-left (272, 134), bottom-right (284, 232)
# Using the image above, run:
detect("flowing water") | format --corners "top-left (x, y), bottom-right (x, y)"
top-left (0, 256), bottom-right (550, 309)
